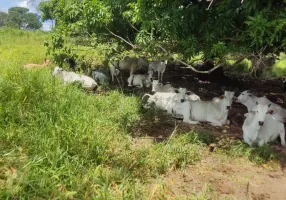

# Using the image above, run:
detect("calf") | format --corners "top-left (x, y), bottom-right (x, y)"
top-left (242, 103), bottom-right (285, 147)
top-left (149, 60), bottom-right (167, 83)
top-left (152, 80), bottom-right (174, 93)
top-left (92, 71), bottom-right (109, 85)
top-left (127, 72), bottom-right (152, 88)
top-left (142, 88), bottom-right (193, 114)
top-left (53, 66), bottom-right (98, 91)
top-left (172, 91), bottom-right (234, 126)
top-left (236, 90), bottom-right (286, 123)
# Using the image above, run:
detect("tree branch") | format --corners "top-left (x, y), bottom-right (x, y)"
top-left (206, 0), bottom-right (215, 10)
top-left (106, 27), bottom-right (137, 49)
top-left (128, 21), bottom-right (140, 32)
top-left (156, 45), bottom-right (223, 74)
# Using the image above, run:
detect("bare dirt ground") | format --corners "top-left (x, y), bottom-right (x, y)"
top-left (164, 154), bottom-right (286, 200)
top-left (122, 65), bottom-right (286, 199)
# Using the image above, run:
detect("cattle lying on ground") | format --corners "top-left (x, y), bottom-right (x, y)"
top-left (236, 90), bottom-right (286, 123)
top-left (152, 80), bottom-right (174, 93)
top-left (24, 58), bottom-right (50, 69)
top-left (127, 72), bottom-right (153, 88)
top-left (92, 71), bottom-right (109, 85)
top-left (142, 88), bottom-right (199, 114)
top-left (242, 103), bottom-right (285, 147)
top-left (172, 91), bottom-right (235, 126)
top-left (53, 66), bottom-right (98, 91)
top-left (149, 60), bottom-right (167, 83)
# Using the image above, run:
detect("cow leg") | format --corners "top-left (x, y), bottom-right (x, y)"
top-left (127, 76), bottom-right (132, 87)
top-left (161, 72), bottom-right (164, 83)
top-left (158, 71), bottom-right (160, 83)
top-left (180, 103), bottom-right (200, 124)
top-left (208, 118), bottom-right (223, 127)
top-left (279, 127), bottom-right (286, 147)
top-left (243, 134), bottom-right (253, 146)
top-left (111, 73), bottom-right (114, 82)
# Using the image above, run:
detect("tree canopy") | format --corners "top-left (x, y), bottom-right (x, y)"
top-left (0, 7), bottom-right (42, 30)
top-left (38, 0), bottom-right (286, 69)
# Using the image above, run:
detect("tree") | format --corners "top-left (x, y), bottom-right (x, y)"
top-left (6, 10), bottom-right (22, 28)
top-left (38, 0), bottom-right (286, 74)
top-left (0, 11), bottom-right (7, 27)
top-left (3, 7), bottom-right (42, 30)
top-left (8, 7), bottom-right (29, 15)
top-left (24, 13), bottom-right (42, 30)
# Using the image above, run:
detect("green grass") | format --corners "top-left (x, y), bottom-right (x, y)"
top-left (0, 28), bottom-right (205, 199)
top-left (0, 28), bottom-right (280, 199)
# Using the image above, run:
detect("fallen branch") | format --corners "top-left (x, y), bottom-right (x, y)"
top-left (156, 44), bottom-right (223, 74)
top-left (206, 0), bottom-right (214, 10)
top-left (128, 21), bottom-right (140, 32)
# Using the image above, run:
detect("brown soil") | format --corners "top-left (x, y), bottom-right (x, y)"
top-left (164, 154), bottom-right (286, 200)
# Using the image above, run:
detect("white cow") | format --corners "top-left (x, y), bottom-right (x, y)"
top-left (152, 80), bottom-right (174, 93)
top-left (53, 66), bottom-right (98, 91)
top-left (242, 103), bottom-right (286, 147)
top-left (236, 90), bottom-right (286, 123)
top-left (149, 60), bottom-right (167, 83)
top-left (92, 71), bottom-right (109, 85)
top-left (127, 72), bottom-right (152, 88)
top-left (142, 88), bottom-right (195, 114)
top-left (110, 62), bottom-right (120, 82)
top-left (151, 80), bottom-right (201, 101)
top-left (172, 91), bottom-right (235, 126)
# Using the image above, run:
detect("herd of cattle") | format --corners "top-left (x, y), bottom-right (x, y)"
top-left (24, 56), bottom-right (286, 148)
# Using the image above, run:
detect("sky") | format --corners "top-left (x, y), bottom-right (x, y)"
top-left (0, 0), bottom-right (53, 31)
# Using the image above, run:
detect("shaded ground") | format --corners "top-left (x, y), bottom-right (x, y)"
top-left (124, 64), bottom-right (286, 199)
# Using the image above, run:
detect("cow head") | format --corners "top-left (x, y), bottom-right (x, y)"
top-left (174, 88), bottom-right (188, 103)
top-left (236, 90), bottom-right (253, 103)
top-left (219, 91), bottom-right (235, 110)
top-left (248, 103), bottom-right (272, 127)
top-left (52, 66), bottom-right (63, 76)
top-left (138, 57), bottom-right (149, 68)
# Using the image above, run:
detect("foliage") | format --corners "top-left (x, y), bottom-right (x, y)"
top-left (235, 58), bottom-right (252, 73)
top-left (0, 11), bottom-right (8, 27)
top-left (272, 57), bottom-right (286, 77)
top-left (0, 7), bottom-right (42, 30)
top-left (38, 0), bottom-right (286, 69)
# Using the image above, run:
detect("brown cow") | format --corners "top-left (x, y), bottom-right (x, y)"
top-left (24, 58), bottom-right (50, 69)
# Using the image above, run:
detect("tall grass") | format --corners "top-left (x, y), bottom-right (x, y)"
top-left (0, 28), bottom-right (204, 199)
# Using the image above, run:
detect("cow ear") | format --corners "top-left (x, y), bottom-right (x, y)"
top-left (174, 89), bottom-right (179, 93)
top-left (267, 109), bottom-right (276, 115)
top-left (219, 95), bottom-right (224, 99)
top-left (186, 91), bottom-right (192, 95)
